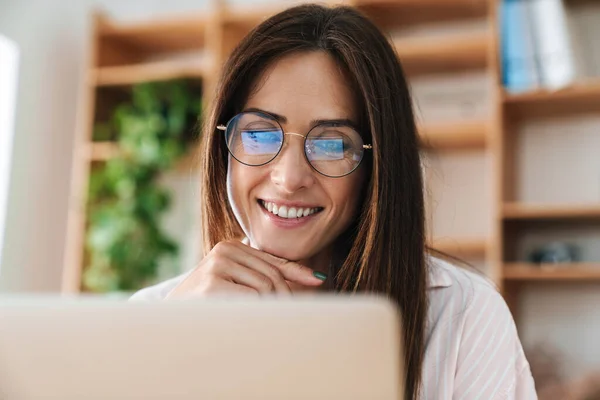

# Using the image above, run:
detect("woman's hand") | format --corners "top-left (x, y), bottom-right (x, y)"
top-left (166, 240), bottom-right (326, 298)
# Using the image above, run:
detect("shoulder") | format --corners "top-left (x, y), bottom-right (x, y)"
top-left (128, 271), bottom-right (191, 301)
top-left (425, 257), bottom-right (537, 398)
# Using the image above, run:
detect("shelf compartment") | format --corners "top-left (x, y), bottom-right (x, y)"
top-left (394, 34), bottom-right (488, 75)
top-left (503, 203), bottom-right (600, 220)
top-left (92, 60), bottom-right (210, 86)
top-left (99, 14), bottom-right (207, 54)
top-left (504, 263), bottom-right (600, 281)
top-left (419, 120), bottom-right (487, 149)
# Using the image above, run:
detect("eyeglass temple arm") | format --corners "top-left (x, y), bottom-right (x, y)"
top-left (216, 124), bottom-right (373, 149)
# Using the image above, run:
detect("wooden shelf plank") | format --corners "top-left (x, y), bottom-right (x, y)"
top-left (429, 237), bottom-right (487, 256)
top-left (419, 120), bottom-right (487, 149)
top-left (393, 34), bottom-right (488, 75)
top-left (503, 79), bottom-right (600, 117)
top-left (86, 142), bottom-right (120, 161)
top-left (92, 60), bottom-right (209, 86)
top-left (100, 14), bottom-right (207, 53)
top-left (503, 203), bottom-right (600, 220)
top-left (355, 0), bottom-right (487, 6)
top-left (84, 142), bottom-right (200, 171)
top-left (504, 263), bottom-right (600, 281)
top-left (353, 0), bottom-right (488, 25)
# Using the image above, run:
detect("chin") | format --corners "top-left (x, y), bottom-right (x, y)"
top-left (255, 238), bottom-right (316, 263)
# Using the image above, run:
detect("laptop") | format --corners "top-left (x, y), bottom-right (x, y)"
top-left (0, 295), bottom-right (403, 399)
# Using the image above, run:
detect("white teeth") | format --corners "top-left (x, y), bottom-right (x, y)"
top-left (278, 205), bottom-right (288, 218)
top-left (262, 201), bottom-right (320, 219)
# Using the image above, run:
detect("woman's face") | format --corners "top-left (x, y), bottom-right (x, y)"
top-left (227, 51), bottom-right (366, 265)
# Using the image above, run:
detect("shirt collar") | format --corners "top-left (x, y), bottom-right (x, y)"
top-left (427, 256), bottom-right (454, 289)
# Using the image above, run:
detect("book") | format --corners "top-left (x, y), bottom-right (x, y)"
top-left (501, 0), bottom-right (540, 93)
top-left (528, 0), bottom-right (576, 89)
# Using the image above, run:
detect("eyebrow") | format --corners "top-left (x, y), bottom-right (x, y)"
top-left (243, 107), bottom-right (359, 130)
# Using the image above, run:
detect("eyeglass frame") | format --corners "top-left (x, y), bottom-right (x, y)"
top-left (216, 110), bottom-right (373, 178)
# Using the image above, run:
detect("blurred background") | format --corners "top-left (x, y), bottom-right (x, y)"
top-left (1, 0), bottom-right (600, 397)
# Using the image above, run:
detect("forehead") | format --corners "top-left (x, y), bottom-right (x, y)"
top-left (245, 51), bottom-right (357, 124)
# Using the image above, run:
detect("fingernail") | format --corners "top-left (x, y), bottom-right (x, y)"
top-left (312, 271), bottom-right (327, 281)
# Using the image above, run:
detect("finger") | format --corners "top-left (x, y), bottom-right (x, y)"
top-left (233, 242), bottom-right (326, 286)
top-left (203, 280), bottom-right (260, 297)
top-left (167, 279), bottom-right (259, 299)
top-left (219, 262), bottom-right (280, 295)
top-left (227, 251), bottom-right (291, 295)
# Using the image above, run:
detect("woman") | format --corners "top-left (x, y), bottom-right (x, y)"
top-left (132, 4), bottom-right (537, 399)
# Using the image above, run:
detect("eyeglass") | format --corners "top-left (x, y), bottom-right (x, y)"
top-left (217, 111), bottom-right (372, 178)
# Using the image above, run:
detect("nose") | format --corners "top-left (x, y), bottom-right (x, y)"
top-left (270, 134), bottom-right (315, 193)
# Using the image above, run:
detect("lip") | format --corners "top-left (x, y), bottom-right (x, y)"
top-left (258, 200), bottom-right (321, 229)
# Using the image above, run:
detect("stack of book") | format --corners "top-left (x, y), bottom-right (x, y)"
top-left (501, 0), bottom-right (600, 93)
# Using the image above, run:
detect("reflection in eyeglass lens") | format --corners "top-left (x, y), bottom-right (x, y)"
top-left (306, 137), bottom-right (344, 161)
top-left (240, 129), bottom-right (283, 155)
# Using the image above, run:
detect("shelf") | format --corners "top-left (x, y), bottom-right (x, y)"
top-left (84, 142), bottom-right (200, 172)
top-left (419, 120), bottom-right (487, 149)
top-left (503, 203), bottom-right (600, 221)
top-left (92, 60), bottom-right (210, 86)
top-left (393, 34), bottom-right (488, 75)
top-left (429, 237), bottom-right (487, 257)
top-left (504, 263), bottom-right (600, 281)
top-left (99, 14), bottom-right (207, 54)
top-left (352, 0), bottom-right (488, 26)
top-left (86, 142), bottom-right (120, 161)
top-left (503, 79), bottom-right (600, 118)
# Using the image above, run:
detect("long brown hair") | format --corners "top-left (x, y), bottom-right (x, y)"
top-left (199, 4), bottom-right (427, 398)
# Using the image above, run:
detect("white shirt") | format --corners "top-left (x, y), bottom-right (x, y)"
top-left (131, 256), bottom-right (537, 399)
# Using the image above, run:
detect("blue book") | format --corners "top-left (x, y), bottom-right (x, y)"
top-left (501, 0), bottom-right (540, 93)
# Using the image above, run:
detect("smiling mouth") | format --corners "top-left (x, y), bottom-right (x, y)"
top-left (258, 200), bottom-right (324, 219)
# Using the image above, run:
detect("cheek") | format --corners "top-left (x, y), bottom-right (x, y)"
top-left (227, 160), bottom-right (267, 228)
top-left (323, 170), bottom-right (367, 221)
top-left (227, 161), bottom-right (248, 227)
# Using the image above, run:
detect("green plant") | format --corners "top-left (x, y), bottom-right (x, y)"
top-left (85, 80), bottom-right (201, 292)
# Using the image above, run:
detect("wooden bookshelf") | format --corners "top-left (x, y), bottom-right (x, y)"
top-left (63, 10), bottom-right (213, 293)
top-left (504, 263), bottom-right (600, 281)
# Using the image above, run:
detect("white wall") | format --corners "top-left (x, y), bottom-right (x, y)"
top-left (0, 35), bottom-right (19, 272)
top-left (0, 0), bottom-right (89, 291)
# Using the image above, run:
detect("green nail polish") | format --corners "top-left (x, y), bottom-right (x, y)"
top-left (312, 271), bottom-right (327, 281)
